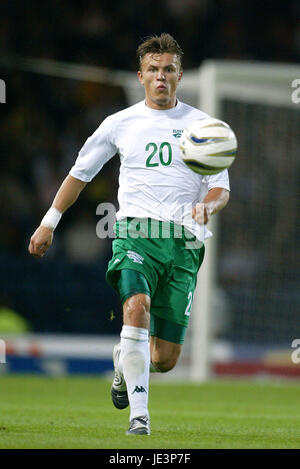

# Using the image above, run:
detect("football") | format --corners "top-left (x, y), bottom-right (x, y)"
top-left (179, 117), bottom-right (237, 175)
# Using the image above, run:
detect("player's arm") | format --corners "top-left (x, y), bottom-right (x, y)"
top-left (28, 175), bottom-right (87, 258)
top-left (192, 187), bottom-right (230, 225)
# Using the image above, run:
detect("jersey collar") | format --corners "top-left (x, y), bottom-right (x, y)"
top-left (142, 99), bottom-right (182, 117)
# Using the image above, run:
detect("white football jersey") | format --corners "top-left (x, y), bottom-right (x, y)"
top-left (69, 100), bottom-right (230, 240)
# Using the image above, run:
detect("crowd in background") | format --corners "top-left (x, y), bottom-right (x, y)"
top-left (1, 0), bottom-right (300, 337)
top-left (1, 0), bottom-right (300, 69)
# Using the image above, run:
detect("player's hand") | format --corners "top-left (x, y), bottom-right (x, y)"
top-left (192, 202), bottom-right (212, 225)
top-left (28, 226), bottom-right (53, 258)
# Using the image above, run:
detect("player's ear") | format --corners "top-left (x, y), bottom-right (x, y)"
top-left (178, 70), bottom-right (183, 82)
top-left (137, 70), bottom-right (144, 85)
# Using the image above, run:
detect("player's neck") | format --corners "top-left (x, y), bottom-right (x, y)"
top-left (145, 96), bottom-right (178, 111)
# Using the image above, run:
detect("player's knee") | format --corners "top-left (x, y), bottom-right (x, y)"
top-left (123, 293), bottom-right (151, 328)
top-left (152, 356), bottom-right (178, 373)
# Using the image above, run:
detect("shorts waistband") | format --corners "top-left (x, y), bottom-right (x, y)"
top-left (115, 217), bottom-right (196, 241)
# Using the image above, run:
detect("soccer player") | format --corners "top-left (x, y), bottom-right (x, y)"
top-left (28, 33), bottom-right (230, 435)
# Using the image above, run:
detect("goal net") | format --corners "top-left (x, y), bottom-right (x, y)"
top-left (189, 61), bottom-right (300, 380)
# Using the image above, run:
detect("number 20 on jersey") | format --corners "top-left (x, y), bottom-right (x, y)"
top-left (145, 142), bottom-right (172, 167)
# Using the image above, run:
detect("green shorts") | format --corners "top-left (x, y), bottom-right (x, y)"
top-left (115, 269), bottom-right (188, 344)
top-left (106, 218), bottom-right (205, 344)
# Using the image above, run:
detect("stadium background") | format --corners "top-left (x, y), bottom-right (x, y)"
top-left (0, 0), bottom-right (300, 376)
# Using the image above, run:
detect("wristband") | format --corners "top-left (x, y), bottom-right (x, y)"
top-left (40, 207), bottom-right (62, 230)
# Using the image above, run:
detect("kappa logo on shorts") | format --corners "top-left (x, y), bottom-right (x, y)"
top-left (126, 250), bottom-right (144, 264)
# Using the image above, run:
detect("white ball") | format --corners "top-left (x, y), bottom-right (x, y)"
top-left (179, 117), bottom-right (237, 175)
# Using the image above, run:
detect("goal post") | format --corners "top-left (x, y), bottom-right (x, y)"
top-left (189, 62), bottom-right (219, 382)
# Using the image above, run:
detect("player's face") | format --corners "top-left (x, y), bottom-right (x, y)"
top-left (137, 53), bottom-right (182, 110)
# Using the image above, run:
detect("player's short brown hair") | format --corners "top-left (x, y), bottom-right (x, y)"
top-left (136, 33), bottom-right (184, 70)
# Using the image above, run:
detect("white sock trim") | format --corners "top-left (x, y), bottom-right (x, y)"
top-left (120, 325), bottom-right (149, 342)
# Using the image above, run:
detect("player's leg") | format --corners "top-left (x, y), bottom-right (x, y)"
top-left (148, 238), bottom-right (204, 373)
top-left (149, 314), bottom-right (186, 373)
top-left (110, 269), bottom-right (152, 435)
top-left (150, 335), bottom-right (182, 372)
top-left (121, 292), bottom-right (151, 435)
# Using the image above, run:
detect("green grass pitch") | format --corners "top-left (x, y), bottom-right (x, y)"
top-left (0, 375), bottom-right (299, 449)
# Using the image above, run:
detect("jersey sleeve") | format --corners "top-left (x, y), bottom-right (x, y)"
top-left (69, 116), bottom-right (117, 182)
top-left (204, 169), bottom-right (230, 191)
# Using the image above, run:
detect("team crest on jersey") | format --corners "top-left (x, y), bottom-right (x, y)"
top-left (173, 129), bottom-right (183, 138)
top-left (127, 250), bottom-right (144, 264)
